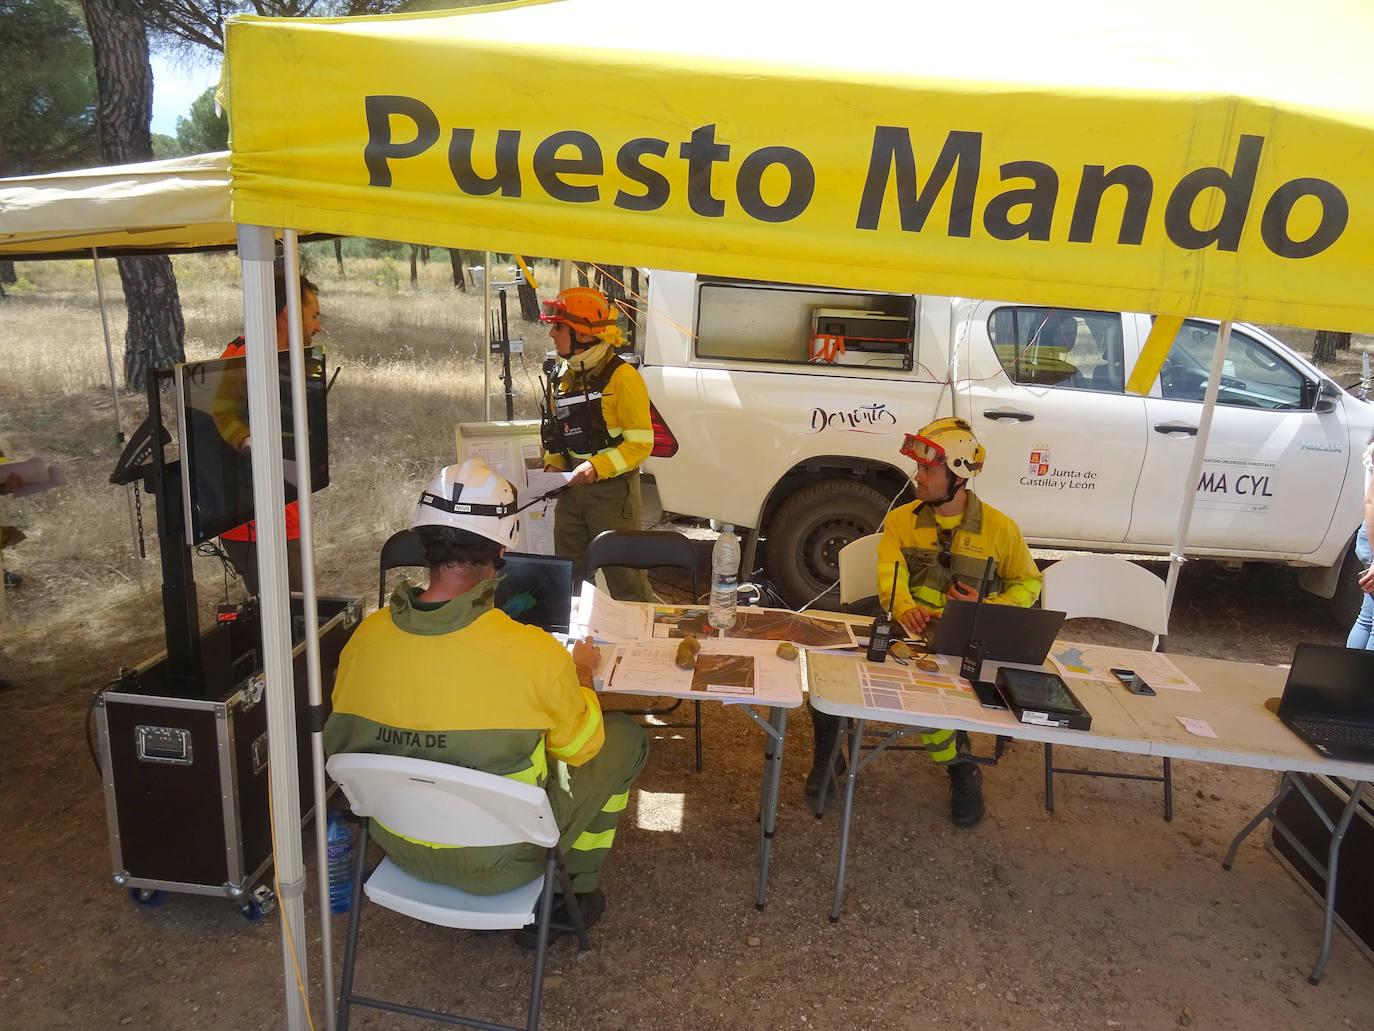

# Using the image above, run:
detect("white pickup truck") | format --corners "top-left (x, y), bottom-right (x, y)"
top-left (635, 270), bottom-right (1374, 613)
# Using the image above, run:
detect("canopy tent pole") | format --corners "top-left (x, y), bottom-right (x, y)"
top-left (237, 223), bottom-right (311, 1031)
top-left (483, 251), bottom-right (492, 422)
top-left (279, 231), bottom-right (338, 1031)
top-left (91, 249), bottom-right (140, 555)
top-left (1162, 320), bottom-right (1233, 629)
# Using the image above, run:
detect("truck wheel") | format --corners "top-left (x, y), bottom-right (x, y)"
top-left (768, 479), bottom-right (890, 608)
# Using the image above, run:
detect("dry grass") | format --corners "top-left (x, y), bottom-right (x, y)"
top-left (0, 250), bottom-right (558, 648)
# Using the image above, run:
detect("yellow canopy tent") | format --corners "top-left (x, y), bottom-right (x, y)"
top-left (225, 0), bottom-right (1374, 332)
top-left (219, 2), bottom-right (1374, 1026)
top-left (0, 152), bottom-right (234, 259)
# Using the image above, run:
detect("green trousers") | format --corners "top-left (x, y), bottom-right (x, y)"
top-left (373, 713), bottom-right (650, 894)
top-left (554, 470), bottom-right (655, 602)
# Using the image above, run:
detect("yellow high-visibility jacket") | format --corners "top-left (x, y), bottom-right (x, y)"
top-left (542, 355), bottom-right (654, 481)
top-left (876, 493), bottom-right (1041, 623)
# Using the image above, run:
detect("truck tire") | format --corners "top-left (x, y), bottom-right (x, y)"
top-left (768, 479), bottom-right (891, 608)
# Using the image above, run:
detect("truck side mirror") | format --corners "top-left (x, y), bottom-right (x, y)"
top-left (1314, 378), bottom-right (1342, 413)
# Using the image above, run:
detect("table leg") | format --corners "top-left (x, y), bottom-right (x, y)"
top-left (1223, 773), bottom-right (1297, 870)
top-left (813, 717), bottom-right (847, 820)
top-left (1309, 781), bottom-right (1366, 985)
top-left (746, 706), bottom-right (787, 911)
top-left (1224, 774), bottom-right (1369, 985)
top-left (829, 717), bottom-right (866, 923)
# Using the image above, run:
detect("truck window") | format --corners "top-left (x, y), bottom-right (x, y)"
top-left (693, 279), bottom-right (914, 369)
top-left (987, 307), bottom-right (1125, 391)
top-left (1159, 321), bottom-right (1307, 410)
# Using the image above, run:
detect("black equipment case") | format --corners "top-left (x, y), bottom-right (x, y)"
top-left (1269, 772), bottom-right (1374, 962)
top-left (95, 594), bottom-right (360, 910)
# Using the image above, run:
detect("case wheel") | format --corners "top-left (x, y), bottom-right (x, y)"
top-left (127, 888), bottom-right (166, 908)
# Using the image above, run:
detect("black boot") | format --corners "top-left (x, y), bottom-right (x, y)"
top-left (947, 759), bottom-right (985, 829)
top-left (805, 707), bottom-right (843, 799)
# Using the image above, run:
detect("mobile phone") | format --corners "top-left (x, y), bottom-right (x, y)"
top-left (1109, 668), bottom-right (1156, 696)
top-left (971, 679), bottom-right (1008, 710)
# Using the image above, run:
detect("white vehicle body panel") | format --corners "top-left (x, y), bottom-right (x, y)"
top-left (637, 270), bottom-right (1374, 600)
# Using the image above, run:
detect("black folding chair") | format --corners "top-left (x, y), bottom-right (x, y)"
top-left (377, 528), bottom-right (425, 609)
top-left (585, 529), bottom-right (705, 772)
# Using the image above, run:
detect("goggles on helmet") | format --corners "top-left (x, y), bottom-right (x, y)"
top-left (900, 433), bottom-right (948, 467)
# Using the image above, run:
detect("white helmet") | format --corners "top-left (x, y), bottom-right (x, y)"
top-left (412, 458), bottom-right (519, 547)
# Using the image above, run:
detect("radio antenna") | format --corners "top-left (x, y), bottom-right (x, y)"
top-left (958, 556), bottom-right (996, 682)
top-left (965, 557), bottom-right (995, 644)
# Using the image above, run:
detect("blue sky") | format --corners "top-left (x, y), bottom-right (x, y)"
top-left (151, 54), bottom-right (223, 136)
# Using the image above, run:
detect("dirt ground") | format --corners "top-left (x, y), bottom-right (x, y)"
top-left (1, 538), bottom-right (1371, 1031)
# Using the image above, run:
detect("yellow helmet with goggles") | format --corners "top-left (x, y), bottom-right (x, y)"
top-left (900, 417), bottom-right (986, 479)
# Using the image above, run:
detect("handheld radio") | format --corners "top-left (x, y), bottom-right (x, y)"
top-left (958, 557), bottom-right (997, 681)
top-left (866, 564), bottom-right (900, 663)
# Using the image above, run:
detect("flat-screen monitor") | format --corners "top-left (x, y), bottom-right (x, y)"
top-left (176, 347), bottom-right (329, 544)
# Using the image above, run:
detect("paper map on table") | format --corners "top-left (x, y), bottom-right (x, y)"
top-left (721, 610), bottom-right (856, 648)
top-left (653, 607), bottom-right (713, 639)
top-left (856, 663), bottom-right (987, 719)
top-left (600, 639), bottom-right (800, 705)
top-left (1049, 642), bottom-right (1199, 692)
top-left (650, 606), bottom-right (857, 648)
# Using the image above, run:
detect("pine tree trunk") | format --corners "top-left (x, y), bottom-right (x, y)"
top-left (409, 244), bottom-right (419, 285)
top-left (118, 257), bottom-right (186, 388)
top-left (449, 249), bottom-right (466, 291)
top-left (517, 281), bottom-right (539, 321)
top-left (1313, 330), bottom-right (1349, 363)
top-left (84, 0), bottom-right (184, 388)
top-left (334, 239), bottom-right (344, 277)
top-left (0, 261), bottom-right (15, 286)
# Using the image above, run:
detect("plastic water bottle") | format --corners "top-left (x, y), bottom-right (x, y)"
top-left (709, 525), bottom-right (740, 630)
top-left (326, 811), bottom-right (354, 914)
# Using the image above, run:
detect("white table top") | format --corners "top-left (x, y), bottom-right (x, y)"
top-left (803, 646), bottom-right (1374, 782)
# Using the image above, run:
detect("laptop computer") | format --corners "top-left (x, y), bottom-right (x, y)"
top-left (1276, 643), bottom-right (1374, 763)
top-left (495, 552), bottom-right (575, 634)
top-left (929, 599), bottom-right (1066, 665)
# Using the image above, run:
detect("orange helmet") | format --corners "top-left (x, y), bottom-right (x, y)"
top-left (540, 287), bottom-right (623, 347)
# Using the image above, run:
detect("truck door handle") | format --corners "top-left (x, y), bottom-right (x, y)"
top-left (982, 409), bottom-right (1033, 422)
top-left (1153, 422), bottom-right (1198, 436)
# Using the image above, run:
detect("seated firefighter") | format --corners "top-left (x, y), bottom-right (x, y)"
top-left (805, 418), bottom-right (1042, 828)
top-left (324, 458), bottom-right (649, 945)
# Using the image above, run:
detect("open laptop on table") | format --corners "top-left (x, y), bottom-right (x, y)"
top-left (930, 598), bottom-right (1066, 665)
top-left (494, 552), bottom-right (575, 634)
top-left (1276, 643), bottom-right (1374, 762)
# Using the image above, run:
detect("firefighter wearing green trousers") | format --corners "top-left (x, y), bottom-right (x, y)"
top-left (806, 418), bottom-right (1042, 829)
top-left (540, 286), bottom-right (656, 602)
top-left (325, 458), bottom-right (649, 946)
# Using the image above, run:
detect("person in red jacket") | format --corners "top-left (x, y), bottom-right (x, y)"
top-left (216, 269), bottom-right (322, 594)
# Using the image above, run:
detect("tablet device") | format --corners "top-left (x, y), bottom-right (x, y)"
top-left (995, 667), bottom-right (1092, 729)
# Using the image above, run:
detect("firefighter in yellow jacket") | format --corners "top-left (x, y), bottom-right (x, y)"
top-left (540, 286), bottom-right (656, 601)
top-left (324, 458), bottom-right (648, 946)
top-left (806, 418), bottom-right (1041, 828)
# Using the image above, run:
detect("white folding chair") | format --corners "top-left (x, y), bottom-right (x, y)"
top-left (327, 752), bottom-right (590, 1031)
top-left (1040, 555), bottom-right (1173, 821)
top-left (837, 533), bottom-right (881, 612)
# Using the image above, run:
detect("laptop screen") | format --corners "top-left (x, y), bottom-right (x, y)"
top-left (1279, 643), bottom-right (1374, 722)
top-left (495, 553), bottom-right (575, 634)
top-left (931, 599), bottom-right (1066, 665)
